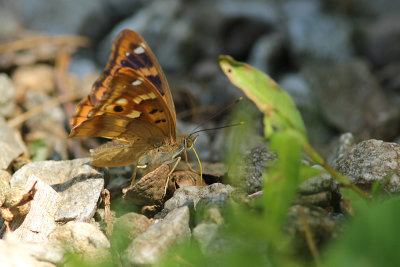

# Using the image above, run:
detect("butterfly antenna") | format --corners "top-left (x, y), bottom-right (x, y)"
top-left (190, 97), bottom-right (243, 133)
top-left (191, 122), bottom-right (244, 135)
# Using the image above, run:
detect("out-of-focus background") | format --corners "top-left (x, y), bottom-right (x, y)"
top-left (1, 0), bottom-right (400, 162)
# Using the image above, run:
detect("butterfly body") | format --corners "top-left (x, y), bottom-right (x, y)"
top-left (89, 134), bottom-right (190, 170)
top-left (69, 29), bottom-right (196, 172)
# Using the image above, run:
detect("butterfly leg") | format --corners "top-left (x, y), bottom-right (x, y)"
top-left (122, 164), bottom-right (147, 198)
top-left (163, 157), bottom-right (181, 197)
top-left (5, 221), bottom-right (10, 232)
top-left (129, 165), bottom-right (138, 187)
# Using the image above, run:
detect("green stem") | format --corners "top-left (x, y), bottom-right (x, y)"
top-left (303, 141), bottom-right (369, 199)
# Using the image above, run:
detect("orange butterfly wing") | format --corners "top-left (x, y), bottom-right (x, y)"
top-left (70, 29), bottom-right (176, 145)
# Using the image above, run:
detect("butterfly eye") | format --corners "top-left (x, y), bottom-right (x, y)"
top-left (185, 139), bottom-right (193, 149)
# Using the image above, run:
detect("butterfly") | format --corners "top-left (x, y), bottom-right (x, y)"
top-left (69, 29), bottom-right (197, 181)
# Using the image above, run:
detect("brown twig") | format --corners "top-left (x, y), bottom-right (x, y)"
top-left (55, 46), bottom-right (77, 122)
top-left (0, 35), bottom-right (90, 54)
top-left (298, 208), bottom-right (321, 266)
top-left (102, 189), bottom-right (112, 236)
top-left (7, 93), bottom-right (83, 127)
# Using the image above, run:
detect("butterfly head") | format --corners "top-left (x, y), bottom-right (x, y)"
top-left (183, 134), bottom-right (198, 151)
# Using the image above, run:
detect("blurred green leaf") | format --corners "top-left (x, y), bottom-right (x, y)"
top-left (323, 196), bottom-right (400, 267)
top-left (219, 55), bottom-right (362, 198)
top-left (28, 139), bottom-right (48, 161)
top-left (263, 129), bottom-right (303, 235)
top-left (223, 99), bottom-right (261, 186)
top-left (219, 55), bottom-right (306, 139)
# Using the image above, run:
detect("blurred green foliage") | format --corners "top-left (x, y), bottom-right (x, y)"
top-left (28, 138), bottom-right (48, 161)
top-left (323, 196), bottom-right (400, 267)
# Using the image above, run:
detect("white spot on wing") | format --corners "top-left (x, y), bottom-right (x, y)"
top-left (133, 97), bottom-right (142, 104)
top-left (114, 119), bottom-right (128, 127)
top-left (116, 98), bottom-right (128, 105)
top-left (132, 92), bottom-right (156, 104)
top-left (125, 52), bottom-right (130, 56)
top-left (132, 79), bottom-right (142, 86)
top-left (105, 105), bottom-right (114, 111)
top-left (140, 94), bottom-right (150, 100)
top-left (126, 110), bottom-right (141, 118)
top-left (134, 46), bottom-right (145, 54)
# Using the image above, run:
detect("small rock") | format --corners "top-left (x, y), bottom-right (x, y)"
top-left (327, 133), bottom-right (355, 166)
top-left (49, 221), bottom-right (110, 263)
top-left (112, 212), bottom-right (151, 251)
top-left (196, 197), bottom-right (226, 225)
top-left (0, 74), bottom-right (16, 118)
top-left (192, 222), bottom-right (234, 259)
top-left (0, 116), bottom-right (27, 170)
top-left (122, 206), bottom-right (191, 265)
top-left (163, 183), bottom-right (235, 212)
top-left (3, 232), bottom-right (64, 265)
top-left (0, 178), bottom-right (35, 236)
top-left (298, 173), bottom-right (337, 195)
top-left (333, 139), bottom-right (400, 192)
top-left (196, 162), bottom-right (228, 178)
top-left (12, 64), bottom-right (56, 95)
top-left (247, 172), bottom-right (339, 208)
top-left (294, 191), bottom-right (333, 208)
top-left (10, 158), bottom-right (105, 222)
top-left (241, 146), bottom-right (277, 194)
top-left (295, 172), bottom-right (338, 208)
top-left (192, 222), bottom-right (220, 256)
top-left (11, 175), bottom-right (61, 242)
top-left (0, 170), bottom-right (11, 205)
top-left (23, 90), bottom-right (69, 160)
top-left (3, 187), bottom-right (33, 217)
top-left (0, 232), bottom-right (59, 267)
